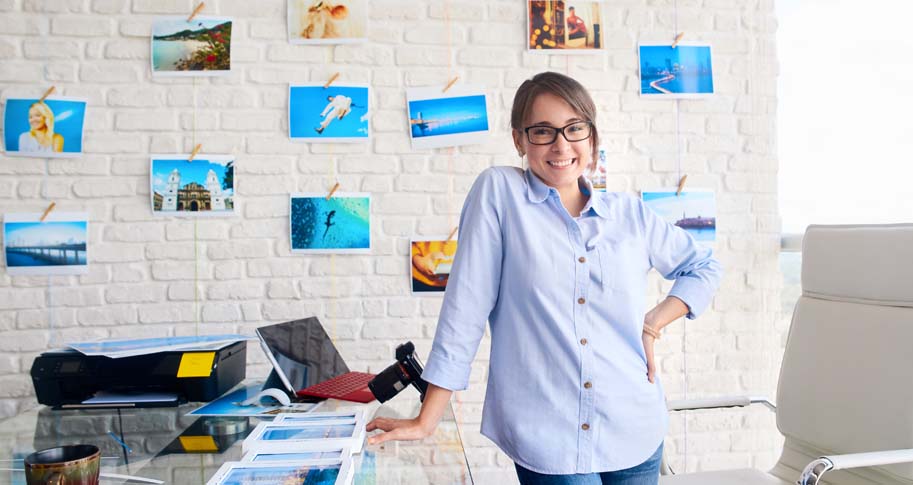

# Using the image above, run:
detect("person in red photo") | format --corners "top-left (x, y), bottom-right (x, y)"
top-left (567, 6), bottom-right (587, 42)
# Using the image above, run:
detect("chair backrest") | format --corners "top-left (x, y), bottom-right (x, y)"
top-left (771, 224), bottom-right (913, 485)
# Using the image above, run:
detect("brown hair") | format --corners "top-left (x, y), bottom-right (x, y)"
top-left (510, 71), bottom-right (600, 166)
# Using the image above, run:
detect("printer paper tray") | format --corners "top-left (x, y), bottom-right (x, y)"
top-left (60, 391), bottom-right (182, 409)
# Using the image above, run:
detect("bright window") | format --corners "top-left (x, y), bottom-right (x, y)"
top-left (777, 0), bottom-right (913, 236)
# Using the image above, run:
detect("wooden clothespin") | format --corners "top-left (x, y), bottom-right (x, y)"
top-left (671, 32), bottom-right (685, 49)
top-left (187, 144), bottom-right (202, 162)
top-left (38, 86), bottom-right (56, 103)
top-left (323, 72), bottom-right (340, 89)
top-left (442, 76), bottom-right (459, 94)
top-left (446, 226), bottom-right (458, 242)
top-left (39, 202), bottom-right (56, 222)
top-left (676, 175), bottom-right (688, 196)
top-left (187, 2), bottom-right (205, 22)
top-left (325, 182), bottom-right (340, 200)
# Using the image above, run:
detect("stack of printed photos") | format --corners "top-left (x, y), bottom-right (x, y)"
top-left (206, 410), bottom-right (366, 485)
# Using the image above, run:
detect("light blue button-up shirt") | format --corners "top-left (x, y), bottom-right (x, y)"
top-left (421, 167), bottom-right (721, 474)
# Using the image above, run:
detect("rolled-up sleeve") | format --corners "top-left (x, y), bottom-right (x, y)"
top-left (639, 199), bottom-right (721, 319)
top-left (421, 169), bottom-right (504, 391)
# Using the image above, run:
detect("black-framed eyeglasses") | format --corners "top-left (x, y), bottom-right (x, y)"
top-left (524, 121), bottom-right (593, 145)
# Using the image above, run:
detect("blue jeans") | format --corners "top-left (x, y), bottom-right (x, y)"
top-left (515, 443), bottom-right (663, 485)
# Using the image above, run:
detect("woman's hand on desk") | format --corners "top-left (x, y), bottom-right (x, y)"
top-left (366, 383), bottom-right (453, 445)
top-left (366, 417), bottom-right (436, 445)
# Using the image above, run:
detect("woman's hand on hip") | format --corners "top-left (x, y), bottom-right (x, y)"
top-left (642, 332), bottom-right (657, 383)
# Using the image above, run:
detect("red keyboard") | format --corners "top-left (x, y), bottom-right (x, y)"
top-left (296, 372), bottom-right (376, 403)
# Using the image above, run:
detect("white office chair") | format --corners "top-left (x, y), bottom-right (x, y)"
top-left (660, 224), bottom-right (913, 485)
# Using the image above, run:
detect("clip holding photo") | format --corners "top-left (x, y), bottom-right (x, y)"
top-left (187, 2), bottom-right (205, 22)
top-left (187, 144), bottom-right (202, 162)
top-left (671, 32), bottom-right (685, 49)
top-left (39, 202), bottom-right (56, 222)
top-left (325, 182), bottom-right (340, 200)
top-left (676, 174), bottom-right (688, 196)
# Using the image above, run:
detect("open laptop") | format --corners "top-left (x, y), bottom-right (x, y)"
top-left (255, 317), bottom-right (376, 403)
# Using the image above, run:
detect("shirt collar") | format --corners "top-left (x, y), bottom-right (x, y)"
top-left (524, 168), bottom-right (613, 220)
top-left (579, 176), bottom-right (612, 220)
top-left (525, 168), bottom-right (552, 203)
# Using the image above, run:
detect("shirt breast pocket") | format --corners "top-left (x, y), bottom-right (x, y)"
top-left (598, 238), bottom-right (648, 293)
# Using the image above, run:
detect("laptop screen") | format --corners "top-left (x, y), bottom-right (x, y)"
top-left (256, 317), bottom-right (349, 394)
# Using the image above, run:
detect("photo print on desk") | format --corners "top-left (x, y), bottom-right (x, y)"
top-left (410, 238), bottom-right (458, 294)
top-left (150, 155), bottom-right (235, 216)
top-left (528, 0), bottom-right (605, 53)
top-left (264, 425), bottom-right (355, 441)
top-left (289, 84), bottom-right (370, 143)
top-left (406, 85), bottom-right (490, 150)
top-left (288, 0), bottom-right (367, 44)
top-left (639, 43), bottom-right (715, 98)
top-left (243, 449), bottom-right (346, 462)
top-left (151, 16), bottom-right (232, 76)
top-left (641, 189), bottom-right (717, 242)
top-left (2, 97), bottom-right (87, 158)
top-left (290, 193), bottom-right (370, 253)
top-left (207, 459), bottom-right (352, 485)
top-left (3, 213), bottom-right (89, 276)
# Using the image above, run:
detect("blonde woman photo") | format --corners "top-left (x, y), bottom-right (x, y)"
top-left (18, 102), bottom-right (64, 153)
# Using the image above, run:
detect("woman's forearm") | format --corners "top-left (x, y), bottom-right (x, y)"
top-left (644, 296), bottom-right (689, 331)
top-left (416, 383), bottom-right (453, 431)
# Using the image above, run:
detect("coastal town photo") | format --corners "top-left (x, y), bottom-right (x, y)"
top-left (151, 16), bottom-right (232, 75)
top-left (642, 190), bottom-right (717, 242)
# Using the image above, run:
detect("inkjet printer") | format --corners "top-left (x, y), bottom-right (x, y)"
top-left (30, 340), bottom-right (246, 409)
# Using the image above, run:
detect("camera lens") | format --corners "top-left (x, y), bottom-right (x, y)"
top-left (368, 362), bottom-right (410, 403)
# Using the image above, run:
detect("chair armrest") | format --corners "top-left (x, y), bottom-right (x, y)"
top-left (666, 396), bottom-right (776, 412)
top-left (798, 448), bottom-right (913, 485)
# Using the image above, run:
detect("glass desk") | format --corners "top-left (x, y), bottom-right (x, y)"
top-left (0, 393), bottom-right (473, 484)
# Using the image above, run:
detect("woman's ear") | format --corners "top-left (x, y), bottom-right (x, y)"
top-left (511, 129), bottom-right (525, 157)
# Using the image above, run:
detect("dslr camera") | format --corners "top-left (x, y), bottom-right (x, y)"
top-left (368, 341), bottom-right (429, 403)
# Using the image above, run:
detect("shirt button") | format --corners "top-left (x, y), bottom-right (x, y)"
top-left (580, 338), bottom-right (588, 345)
top-left (577, 297), bottom-right (586, 304)
top-left (584, 382), bottom-right (592, 389)
top-left (578, 256), bottom-right (586, 263)
top-left (581, 423), bottom-right (590, 431)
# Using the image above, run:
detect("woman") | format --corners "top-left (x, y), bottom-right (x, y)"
top-left (367, 72), bottom-right (721, 484)
top-left (19, 102), bottom-right (64, 153)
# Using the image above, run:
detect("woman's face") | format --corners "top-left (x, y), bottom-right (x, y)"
top-left (513, 92), bottom-right (593, 192)
top-left (28, 107), bottom-right (46, 130)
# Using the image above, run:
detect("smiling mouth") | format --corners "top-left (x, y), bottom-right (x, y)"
top-left (547, 158), bottom-right (576, 168)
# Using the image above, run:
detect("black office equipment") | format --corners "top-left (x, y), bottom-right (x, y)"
top-left (30, 340), bottom-right (246, 409)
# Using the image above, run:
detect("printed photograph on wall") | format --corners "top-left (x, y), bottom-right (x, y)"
top-left (528, 0), bottom-right (604, 52)
top-left (289, 84), bottom-right (370, 143)
top-left (2, 97), bottom-right (87, 158)
top-left (639, 43), bottom-right (714, 98)
top-left (410, 238), bottom-right (458, 294)
top-left (406, 85), bottom-right (489, 150)
top-left (288, 0), bottom-right (367, 44)
top-left (290, 193), bottom-right (370, 253)
top-left (3, 213), bottom-right (89, 276)
top-left (150, 155), bottom-right (235, 216)
top-left (151, 16), bottom-right (232, 76)
top-left (641, 189), bottom-right (716, 242)
top-left (590, 147), bottom-right (608, 192)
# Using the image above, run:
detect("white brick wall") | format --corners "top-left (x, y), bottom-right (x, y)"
top-left (0, 0), bottom-right (781, 481)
